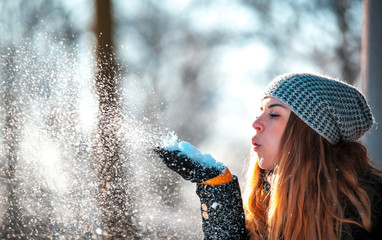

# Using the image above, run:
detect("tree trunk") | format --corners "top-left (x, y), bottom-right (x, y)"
top-left (1, 47), bottom-right (25, 237)
top-left (93, 0), bottom-right (137, 237)
top-left (361, 0), bottom-right (382, 166)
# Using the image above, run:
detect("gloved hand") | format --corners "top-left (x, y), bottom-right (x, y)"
top-left (154, 139), bottom-right (226, 183)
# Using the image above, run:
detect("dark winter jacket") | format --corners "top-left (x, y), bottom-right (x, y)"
top-left (196, 174), bottom-right (382, 240)
top-left (196, 176), bottom-right (249, 240)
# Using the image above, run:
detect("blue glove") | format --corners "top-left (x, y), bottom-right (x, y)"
top-left (154, 140), bottom-right (226, 183)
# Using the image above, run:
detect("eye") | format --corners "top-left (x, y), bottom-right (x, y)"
top-left (268, 112), bottom-right (280, 118)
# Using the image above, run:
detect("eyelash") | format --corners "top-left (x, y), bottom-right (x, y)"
top-left (268, 113), bottom-right (280, 118)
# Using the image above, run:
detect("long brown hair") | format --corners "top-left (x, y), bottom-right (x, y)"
top-left (244, 112), bottom-right (381, 240)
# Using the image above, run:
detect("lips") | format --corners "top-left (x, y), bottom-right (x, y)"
top-left (252, 138), bottom-right (261, 151)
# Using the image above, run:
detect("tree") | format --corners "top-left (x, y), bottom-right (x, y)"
top-left (1, 45), bottom-right (26, 238)
top-left (240, 0), bottom-right (362, 84)
top-left (93, 0), bottom-right (138, 237)
top-left (362, 0), bottom-right (382, 165)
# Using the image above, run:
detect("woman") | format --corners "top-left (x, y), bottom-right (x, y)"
top-left (155, 73), bottom-right (382, 240)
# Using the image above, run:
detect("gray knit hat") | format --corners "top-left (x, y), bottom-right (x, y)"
top-left (263, 73), bottom-right (375, 145)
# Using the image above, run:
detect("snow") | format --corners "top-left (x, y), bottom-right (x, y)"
top-left (211, 202), bottom-right (220, 209)
top-left (162, 133), bottom-right (226, 170)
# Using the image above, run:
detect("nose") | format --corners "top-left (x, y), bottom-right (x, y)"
top-left (252, 117), bottom-right (263, 132)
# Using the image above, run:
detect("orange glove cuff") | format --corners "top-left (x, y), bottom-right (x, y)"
top-left (198, 168), bottom-right (233, 186)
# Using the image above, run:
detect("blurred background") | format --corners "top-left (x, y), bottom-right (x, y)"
top-left (0, 0), bottom-right (379, 239)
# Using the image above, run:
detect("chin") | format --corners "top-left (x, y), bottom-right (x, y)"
top-left (250, 152), bottom-right (275, 170)
top-left (257, 158), bottom-right (266, 170)
top-left (258, 158), bottom-right (274, 170)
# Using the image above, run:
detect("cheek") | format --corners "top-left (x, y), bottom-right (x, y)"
top-left (273, 134), bottom-right (283, 152)
top-left (272, 124), bottom-right (286, 149)
top-left (256, 120), bottom-right (289, 170)
top-left (264, 130), bottom-right (283, 166)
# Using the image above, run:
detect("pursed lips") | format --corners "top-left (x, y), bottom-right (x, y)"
top-left (252, 138), bottom-right (261, 151)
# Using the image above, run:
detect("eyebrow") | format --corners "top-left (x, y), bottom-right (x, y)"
top-left (268, 103), bottom-right (287, 109)
top-left (260, 103), bottom-right (287, 111)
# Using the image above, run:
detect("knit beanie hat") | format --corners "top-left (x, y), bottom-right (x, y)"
top-left (263, 73), bottom-right (375, 145)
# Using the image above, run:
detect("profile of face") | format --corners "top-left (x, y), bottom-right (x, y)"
top-left (252, 97), bottom-right (291, 170)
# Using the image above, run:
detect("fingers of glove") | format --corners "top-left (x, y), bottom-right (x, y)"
top-left (154, 147), bottom-right (190, 166)
top-left (154, 147), bottom-right (197, 170)
top-left (153, 147), bottom-right (173, 159)
top-left (153, 147), bottom-right (199, 181)
top-left (153, 144), bottom-right (225, 183)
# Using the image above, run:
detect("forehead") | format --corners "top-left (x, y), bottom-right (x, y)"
top-left (261, 97), bottom-right (287, 108)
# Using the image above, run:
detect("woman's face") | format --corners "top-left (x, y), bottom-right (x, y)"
top-left (252, 97), bottom-right (291, 170)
